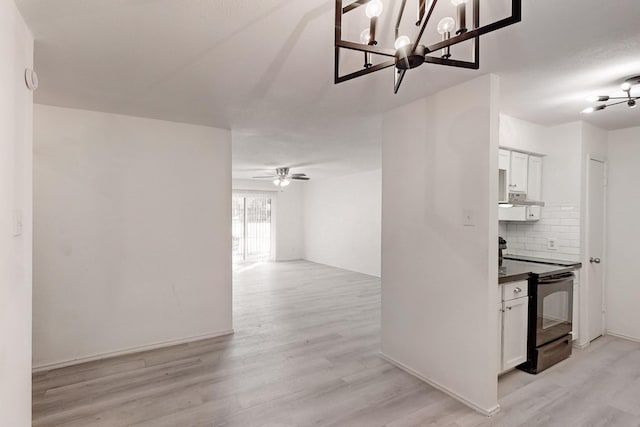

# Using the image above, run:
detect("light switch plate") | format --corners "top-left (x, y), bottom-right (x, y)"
top-left (13, 210), bottom-right (23, 237)
top-left (547, 237), bottom-right (558, 250)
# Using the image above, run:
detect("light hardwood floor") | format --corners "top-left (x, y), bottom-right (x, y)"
top-left (33, 261), bottom-right (640, 426)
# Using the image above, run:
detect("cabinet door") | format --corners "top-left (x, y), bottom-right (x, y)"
top-left (499, 149), bottom-right (511, 171)
top-left (527, 155), bottom-right (542, 201)
top-left (499, 149), bottom-right (511, 203)
top-left (502, 296), bottom-right (529, 371)
top-left (499, 206), bottom-right (527, 221)
top-left (510, 152), bottom-right (529, 193)
top-left (527, 206), bottom-right (541, 221)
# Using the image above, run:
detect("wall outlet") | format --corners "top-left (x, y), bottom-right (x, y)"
top-left (547, 237), bottom-right (558, 250)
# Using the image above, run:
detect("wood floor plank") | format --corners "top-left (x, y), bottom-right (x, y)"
top-left (33, 261), bottom-right (640, 426)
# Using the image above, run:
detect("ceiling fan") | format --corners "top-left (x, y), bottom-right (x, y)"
top-left (252, 167), bottom-right (310, 188)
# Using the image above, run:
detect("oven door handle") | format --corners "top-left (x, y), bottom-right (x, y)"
top-left (538, 274), bottom-right (575, 285)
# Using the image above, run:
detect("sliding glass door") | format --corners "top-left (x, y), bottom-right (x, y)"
top-left (232, 193), bottom-right (273, 262)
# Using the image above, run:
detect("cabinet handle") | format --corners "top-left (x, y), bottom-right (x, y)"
top-left (506, 306), bottom-right (512, 310)
top-left (514, 287), bottom-right (522, 293)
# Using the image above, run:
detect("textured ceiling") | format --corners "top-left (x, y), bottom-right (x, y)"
top-left (16, 0), bottom-right (640, 178)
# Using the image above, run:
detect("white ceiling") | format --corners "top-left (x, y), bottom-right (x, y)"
top-left (16, 0), bottom-right (640, 179)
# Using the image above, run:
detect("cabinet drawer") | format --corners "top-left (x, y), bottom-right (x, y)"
top-left (503, 280), bottom-right (528, 301)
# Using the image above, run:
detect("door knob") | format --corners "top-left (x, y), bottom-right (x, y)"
top-left (590, 257), bottom-right (601, 264)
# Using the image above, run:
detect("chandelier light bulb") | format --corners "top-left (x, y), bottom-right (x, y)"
top-left (280, 179), bottom-right (291, 187)
top-left (621, 82), bottom-right (632, 91)
top-left (360, 28), bottom-right (371, 44)
top-left (437, 17), bottom-right (456, 34)
top-left (365, 0), bottom-right (383, 18)
top-left (394, 35), bottom-right (411, 50)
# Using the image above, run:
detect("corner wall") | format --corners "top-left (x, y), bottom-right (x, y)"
top-left (381, 75), bottom-right (500, 414)
top-left (0, 1), bottom-right (34, 425)
top-left (303, 169), bottom-right (381, 277)
top-left (33, 105), bottom-right (233, 368)
top-left (606, 126), bottom-right (640, 341)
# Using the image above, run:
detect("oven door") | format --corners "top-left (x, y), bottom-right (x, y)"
top-left (536, 273), bottom-right (574, 347)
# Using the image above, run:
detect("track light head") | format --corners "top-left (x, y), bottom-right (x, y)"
top-left (582, 105), bottom-right (607, 114)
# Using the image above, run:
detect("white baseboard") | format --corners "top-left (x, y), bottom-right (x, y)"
top-left (573, 341), bottom-right (590, 349)
top-left (606, 331), bottom-right (640, 344)
top-left (379, 352), bottom-right (501, 417)
top-left (32, 329), bottom-right (234, 373)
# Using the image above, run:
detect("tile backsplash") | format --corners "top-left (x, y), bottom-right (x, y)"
top-left (499, 204), bottom-right (581, 262)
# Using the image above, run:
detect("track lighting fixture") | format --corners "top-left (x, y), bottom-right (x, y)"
top-left (583, 75), bottom-right (640, 114)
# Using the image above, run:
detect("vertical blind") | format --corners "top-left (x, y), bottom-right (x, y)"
top-left (232, 191), bottom-right (274, 262)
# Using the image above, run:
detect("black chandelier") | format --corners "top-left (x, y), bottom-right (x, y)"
top-left (334, 0), bottom-right (522, 93)
top-left (582, 75), bottom-right (640, 114)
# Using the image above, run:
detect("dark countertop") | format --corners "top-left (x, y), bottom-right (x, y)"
top-left (499, 258), bottom-right (582, 284)
top-left (504, 255), bottom-right (582, 268)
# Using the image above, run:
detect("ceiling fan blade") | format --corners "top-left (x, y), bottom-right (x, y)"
top-left (252, 176), bottom-right (277, 179)
top-left (291, 177), bottom-right (310, 181)
top-left (290, 173), bottom-right (307, 177)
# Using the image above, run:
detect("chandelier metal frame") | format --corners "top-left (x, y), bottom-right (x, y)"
top-left (334, 0), bottom-right (522, 93)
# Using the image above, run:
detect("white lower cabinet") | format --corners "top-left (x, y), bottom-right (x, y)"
top-left (499, 280), bottom-right (529, 375)
top-left (501, 296), bottom-right (528, 371)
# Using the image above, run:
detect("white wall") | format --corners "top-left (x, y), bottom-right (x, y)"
top-left (0, 2), bottom-right (33, 425)
top-left (381, 75), bottom-right (500, 414)
top-left (232, 179), bottom-right (304, 261)
top-left (606, 126), bottom-right (640, 341)
top-left (33, 105), bottom-right (232, 368)
top-left (303, 169), bottom-right (381, 277)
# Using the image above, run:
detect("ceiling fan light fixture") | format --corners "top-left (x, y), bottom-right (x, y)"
top-left (273, 178), bottom-right (291, 187)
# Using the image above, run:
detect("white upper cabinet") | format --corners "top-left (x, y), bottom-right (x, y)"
top-left (498, 149), bottom-right (544, 221)
top-left (509, 151), bottom-right (529, 193)
top-left (499, 149), bottom-right (511, 203)
top-left (527, 155), bottom-right (542, 201)
top-left (499, 149), bottom-right (511, 171)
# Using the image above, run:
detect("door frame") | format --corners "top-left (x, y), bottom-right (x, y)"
top-left (581, 155), bottom-right (607, 347)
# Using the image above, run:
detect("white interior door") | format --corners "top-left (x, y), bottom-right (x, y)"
top-left (587, 159), bottom-right (605, 342)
